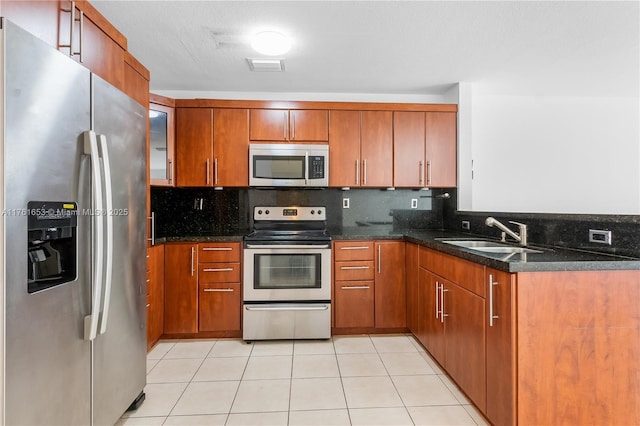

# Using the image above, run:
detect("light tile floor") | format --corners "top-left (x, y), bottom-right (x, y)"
top-left (118, 334), bottom-right (489, 426)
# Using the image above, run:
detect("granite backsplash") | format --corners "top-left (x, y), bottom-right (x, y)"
top-left (151, 187), bottom-right (639, 258)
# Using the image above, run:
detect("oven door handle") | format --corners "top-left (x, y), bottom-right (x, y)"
top-left (244, 304), bottom-right (329, 312)
top-left (245, 244), bottom-right (331, 249)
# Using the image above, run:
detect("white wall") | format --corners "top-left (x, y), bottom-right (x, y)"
top-left (460, 89), bottom-right (640, 214)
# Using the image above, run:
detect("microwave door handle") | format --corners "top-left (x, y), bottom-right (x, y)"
top-left (305, 151), bottom-right (309, 185)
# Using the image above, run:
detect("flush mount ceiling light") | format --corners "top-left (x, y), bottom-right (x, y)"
top-left (250, 31), bottom-right (292, 56)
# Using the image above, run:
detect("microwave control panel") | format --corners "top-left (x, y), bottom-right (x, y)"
top-left (308, 156), bottom-right (325, 179)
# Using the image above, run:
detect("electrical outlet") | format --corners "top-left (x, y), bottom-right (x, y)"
top-left (193, 198), bottom-right (204, 210)
top-left (411, 198), bottom-right (418, 209)
top-left (589, 229), bottom-right (612, 245)
top-left (462, 220), bottom-right (470, 230)
top-left (343, 198), bottom-right (350, 209)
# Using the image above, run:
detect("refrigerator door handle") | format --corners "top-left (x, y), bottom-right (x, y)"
top-left (83, 131), bottom-right (104, 341)
top-left (98, 134), bottom-right (113, 335)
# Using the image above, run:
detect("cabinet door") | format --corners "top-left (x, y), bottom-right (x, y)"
top-left (393, 112), bottom-right (426, 187)
top-left (1, 1), bottom-right (60, 48)
top-left (361, 111), bottom-right (393, 187)
top-left (122, 53), bottom-right (149, 108)
top-left (250, 109), bottom-right (288, 141)
top-left (290, 110), bottom-right (328, 142)
top-left (80, 11), bottom-right (125, 91)
top-left (199, 283), bottom-right (241, 332)
top-left (149, 103), bottom-right (175, 186)
top-left (334, 281), bottom-right (375, 328)
top-left (329, 110), bottom-right (361, 187)
top-left (486, 268), bottom-right (516, 426)
top-left (176, 108), bottom-right (213, 186)
top-left (405, 243), bottom-right (420, 334)
top-left (147, 245), bottom-right (165, 350)
top-left (375, 241), bottom-right (406, 328)
top-left (213, 108), bottom-right (249, 186)
top-left (164, 244), bottom-right (198, 334)
top-left (444, 281), bottom-right (486, 410)
top-left (425, 112), bottom-right (457, 187)
top-left (421, 269), bottom-right (445, 365)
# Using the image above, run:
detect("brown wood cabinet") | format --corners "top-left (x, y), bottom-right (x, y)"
top-left (146, 244), bottom-right (164, 350)
top-left (197, 243), bottom-right (242, 333)
top-left (485, 268), bottom-right (516, 426)
top-left (394, 111), bottom-right (457, 188)
top-left (405, 243), bottom-right (420, 334)
top-left (213, 108), bottom-right (249, 187)
top-left (249, 109), bottom-right (328, 142)
top-left (328, 110), bottom-right (393, 187)
top-left (1, 0), bottom-right (148, 102)
top-left (360, 111), bottom-right (393, 187)
top-left (163, 243), bottom-right (198, 334)
top-left (175, 108), bottom-right (249, 187)
top-left (333, 241), bottom-right (375, 329)
top-left (175, 108), bottom-right (213, 187)
top-left (374, 241), bottom-right (406, 328)
top-left (417, 247), bottom-right (486, 409)
top-left (333, 240), bottom-right (405, 331)
top-left (329, 110), bottom-right (361, 187)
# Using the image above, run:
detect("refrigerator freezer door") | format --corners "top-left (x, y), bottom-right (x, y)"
top-left (3, 20), bottom-right (92, 425)
top-left (90, 75), bottom-right (147, 426)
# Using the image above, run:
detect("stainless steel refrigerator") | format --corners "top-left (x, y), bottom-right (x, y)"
top-left (0, 19), bottom-right (147, 425)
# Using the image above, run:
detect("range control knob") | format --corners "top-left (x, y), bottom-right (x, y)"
top-left (257, 210), bottom-right (263, 215)
top-left (317, 209), bottom-right (322, 215)
top-left (310, 210), bottom-right (315, 215)
top-left (265, 210), bottom-right (270, 215)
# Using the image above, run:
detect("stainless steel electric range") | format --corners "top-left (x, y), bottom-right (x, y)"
top-left (243, 206), bottom-right (331, 341)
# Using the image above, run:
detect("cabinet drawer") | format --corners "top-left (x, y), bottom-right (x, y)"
top-left (334, 241), bottom-right (374, 261)
top-left (199, 283), bottom-right (241, 332)
top-left (334, 281), bottom-right (375, 328)
top-left (420, 247), bottom-right (485, 297)
top-left (334, 261), bottom-right (375, 281)
top-left (198, 243), bottom-right (241, 263)
top-left (199, 263), bottom-right (241, 283)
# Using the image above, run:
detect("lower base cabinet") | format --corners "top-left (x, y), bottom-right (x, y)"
top-left (334, 281), bottom-right (375, 328)
top-left (146, 244), bottom-right (165, 350)
top-left (407, 243), bottom-right (640, 426)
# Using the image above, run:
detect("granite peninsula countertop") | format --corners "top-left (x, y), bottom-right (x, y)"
top-left (334, 227), bottom-right (640, 272)
top-left (154, 228), bottom-right (640, 273)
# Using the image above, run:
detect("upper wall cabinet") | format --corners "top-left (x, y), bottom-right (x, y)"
top-left (249, 109), bottom-right (328, 143)
top-left (175, 107), bottom-right (249, 187)
top-left (329, 110), bottom-right (393, 188)
top-left (150, 97), bottom-right (175, 186)
top-left (2, 0), bottom-right (144, 102)
top-left (394, 111), bottom-right (457, 188)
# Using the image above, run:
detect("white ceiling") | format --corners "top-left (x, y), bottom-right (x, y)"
top-left (92, 1), bottom-right (639, 100)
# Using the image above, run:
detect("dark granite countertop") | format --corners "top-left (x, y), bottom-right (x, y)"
top-left (153, 228), bottom-right (640, 272)
top-left (156, 235), bottom-right (244, 243)
top-left (333, 227), bottom-right (640, 272)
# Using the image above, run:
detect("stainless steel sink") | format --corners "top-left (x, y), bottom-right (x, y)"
top-left (440, 240), bottom-right (543, 254)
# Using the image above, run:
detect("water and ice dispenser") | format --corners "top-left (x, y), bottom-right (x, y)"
top-left (27, 201), bottom-right (77, 293)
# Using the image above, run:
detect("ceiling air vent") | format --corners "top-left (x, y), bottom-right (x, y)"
top-left (247, 58), bottom-right (285, 72)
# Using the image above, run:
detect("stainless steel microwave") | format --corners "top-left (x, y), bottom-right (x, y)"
top-left (249, 143), bottom-right (329, 187)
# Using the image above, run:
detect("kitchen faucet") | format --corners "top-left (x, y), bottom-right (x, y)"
top-left (485, 217), bottom-right (528, 246)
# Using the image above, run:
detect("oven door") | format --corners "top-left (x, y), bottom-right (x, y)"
top-left (243, 244), bottom-right (331, 302)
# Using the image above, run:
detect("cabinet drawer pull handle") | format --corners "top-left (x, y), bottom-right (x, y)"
top-left (202, 268), bottom-right (234, 272)
top-left (203, 288), bottom-right (234, 292)
top-left (190, 246), bottom-right (195, 276)
top-left (377, 245), bottom-right (381, 274)
top-left (202, 247), bottom-right (234, 251)
top-left (340, 266), bottom-right (369, 270)
top-left (340, 246), bottom-right (370, 250)
top-left (435, 281), bottom-right (439, 319)
top-left (489, 274), bottom-right (499, 327)
top-left (440, 285), bottom-right (449, 323)
top-left (146, 304), bottom-right (151, 308)
top-left (341, 285), bottom-right (370, 290)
